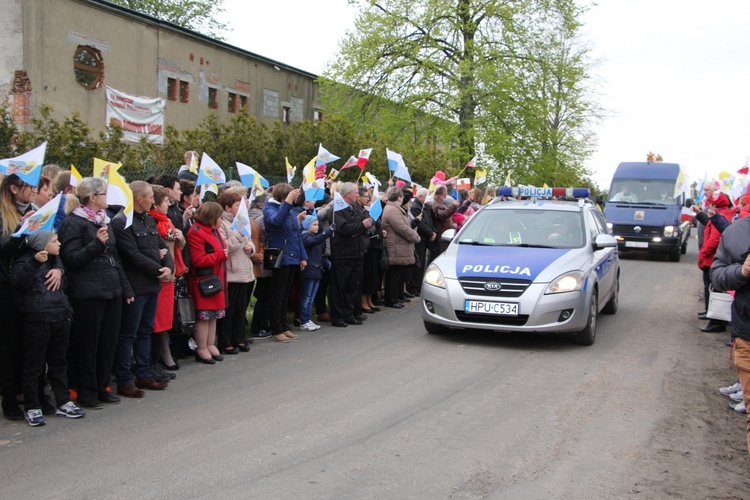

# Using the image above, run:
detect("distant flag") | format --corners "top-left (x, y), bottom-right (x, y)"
top-left (0, 142), bottom-right (47, 187)
top-left (368, 184), bottom-right (383, 222)
top-left (341, 156), bottom-right (359, 170)
top-left (738, 158), bottom-right (749, 176)
top-left (363, 172), bottom-right (381, 188)
top-left (302, 156), bottom-right (318, 187)
top-left (93, 157), bottom-right (120, 181)
top-left (504, 170), bottom-right (512, 187)
top-left (196, 153), bottom-right (226, 186)
top-left (107, 168), bottom-right (134, 229)
top-left (427, 181), bottom-right (438, 201)
top-left (200, 183), bottom-right (218, 202)
top-left (315, 144), bottom-right (340, 167)
top-left (236, 162), bottom-right (268, 200)
top-left (357, 148), bottom-right (373, 169)
top-left (285, 157), bottom-right (296, 183)
top-left (386, 148), bottom-right (404, 172)
top-left (473, 168), bottom-right (487, 186)
top-left (189, 152), bottom-right (199, 176)
top-left (12, 193), bottom-right (62, 237)
top-left (465, 156), bottom-right (477, 169)
top-left (328, 168), bottom-right (340, 180)
top-left (333, 191), bottom-right (349, 212)
top-left (230, 197), bottom-right (252, 238)
top-left (70, 164), bottom-right (82, 187)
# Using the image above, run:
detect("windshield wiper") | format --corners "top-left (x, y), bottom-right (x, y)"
top-left (458, 240), bottom-right (495, 246)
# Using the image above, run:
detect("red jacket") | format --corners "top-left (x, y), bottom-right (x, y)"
top-left (187, 222), bottom-right (228, 311)
top-left (698, 207), bottom-right (734, 269)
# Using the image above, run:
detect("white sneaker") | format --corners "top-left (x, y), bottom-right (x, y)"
top-left (730, 391), bottom-right (745, 402)
top-left (56, 401), bottom-right (86, 419)
top-left (25, 409), bottom-right (46, 427)
top-left (300, 321), bottom-right (321, 332)
top-left (720, 381), bottom-right (742, 395)
top-left (730, 400), bottom-right (747, 414)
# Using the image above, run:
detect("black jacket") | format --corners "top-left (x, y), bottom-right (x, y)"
top-left (0, 205), bottom-right (34, 283)
top-left (710, 216), bottom-right (750, 341)
top-left (410, 198), bottom-right (436, 247)
top-left (10, 251), bottom-right (73, 321)
top-left (57, 213), bottom-right (133, 300)
top-left (112, 210), bottom-right (174, 296)
top-left (330, 205), bottom-right (369, 260)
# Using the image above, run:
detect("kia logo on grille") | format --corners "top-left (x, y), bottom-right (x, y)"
top-left (634, 226), bottom-right (642, 233)
top-left (484, 282), bottom-right (502, 291)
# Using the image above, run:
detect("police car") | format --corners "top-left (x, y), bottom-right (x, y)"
top-left (421, 187), bottom-right (619, 345)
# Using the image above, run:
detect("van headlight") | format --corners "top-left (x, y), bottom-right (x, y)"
top-left (545, 271), bottom-right (585, 294)
top-left (423, 264), bottom-right (446, 289)
top-left (663, 225), bottom-right (676, 237)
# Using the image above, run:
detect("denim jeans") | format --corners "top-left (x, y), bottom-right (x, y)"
top-left (299, 278), bottom-right (321, 324)
top-left (115, 294), bottom-right (158, 385)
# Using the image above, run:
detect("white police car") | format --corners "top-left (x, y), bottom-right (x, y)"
top-left (421, 188), bottom-right (619, 345)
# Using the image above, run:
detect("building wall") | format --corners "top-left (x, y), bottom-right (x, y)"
top-left (10, 0), bottom-right (321, 137)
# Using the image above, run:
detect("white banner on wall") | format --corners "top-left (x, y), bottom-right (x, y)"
top-left (105, 86), bottom-right (165, 144)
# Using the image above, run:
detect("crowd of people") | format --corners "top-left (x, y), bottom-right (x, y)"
top-left (691, 180), bottom-right (750, 455)
top-left (0, 158), bottom-right (493, 427)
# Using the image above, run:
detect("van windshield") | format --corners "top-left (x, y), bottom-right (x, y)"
top-left (609, 179), bottom-right (676, 205)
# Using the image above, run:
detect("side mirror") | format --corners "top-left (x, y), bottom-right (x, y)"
top-left (594, 233), bottom-right (618, 249)
top-left (441, 229), bottom-right (456, 242)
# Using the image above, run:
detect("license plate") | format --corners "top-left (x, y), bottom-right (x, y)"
top-left (625, 241), bottom-right (648, 248)
top-left (464, 300), bottom-right (519, 316)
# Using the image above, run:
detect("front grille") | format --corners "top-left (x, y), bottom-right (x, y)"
top-left (455, 311), bottom-right (529, 326)
top-left (613, 224), bottom-right (661, 236)
top-left (458, 277), bottom-right (531, 297)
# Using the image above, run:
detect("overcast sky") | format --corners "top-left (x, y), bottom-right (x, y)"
top-left (220, 0), bottom-right (750, 190)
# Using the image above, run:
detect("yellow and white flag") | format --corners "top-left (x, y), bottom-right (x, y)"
top-left (70, 164), bottom-right (82, 187)
top-left (108, 168), bottom-right (134, 229)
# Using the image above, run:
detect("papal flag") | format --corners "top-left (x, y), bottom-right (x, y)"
top-left (368, 184), bottom-right (383, 222)
top-left (93, 157), bottom-right (120, 181)
top-left (236, 162), bottom-right (268, 200)
top-left (12, 193), bottom-right (62, 237)
top-left (333, 191), bottom-right (349, 212)
top-left (108, 169), bottom-right (134, 228)
top-left (230, 196), bottom-right (252, 238)
top-left (315, 144), bottom-right (340, 167)
top-left (285, 157), bottom-right (296, 183)
top-left (70, 164), bottom-right (83, 187)
top-left (196, 153), bottom-right (226, 186)
top-left (504, 170), bottom-right (512, 187)
top-left (0, 142), bottom-right (46, 187)
top-left (474, 168), bottom-right (487, 186)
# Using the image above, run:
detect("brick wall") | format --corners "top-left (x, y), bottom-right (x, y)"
top-left (11, 70), bottom-right (31, 126)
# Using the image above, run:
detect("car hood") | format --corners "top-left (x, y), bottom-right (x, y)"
top-left (439, 243), bottom-right (588, 282)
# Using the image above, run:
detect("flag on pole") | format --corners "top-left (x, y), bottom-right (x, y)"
top-left (328, 168), bottom-right (340, 180)
top-left (285, 157), bottom-right (296, 183)
top-left (189, 152), bottom-right (199, 176)
top-left (341, 156), bottom-right (359, 170)
top-left (474, 168), bottom-right (487, 186)
top-left (70, 164), bottom-right (82, 187)
top-left (304, 185), bottom-right (326, 201)
top-left (738, 158), bottom-right (749, 176)
top-left (236, 162), bottom-right (268, 200)
top-left (333, 191), bottom-right (349, 212)
top-left (504, 170), bottom-right (512, 187)
top-left (93, 157), bottom-right (120, 181)
top-left (393, 161), bottom-right (411, 183)
top-left (357, 148), bottom-right (373, 169)
top-left (465, 156), bottom-right (477, 169)
top-left (302, 160), bottom-right (317, 187)
top-left (363, 172), bottom-right (381, 188)
top-left (230, 197), bottom-right (252, 238)
top-left (107, 168), bottom-right (134, 228)
top-left (0, 142), bottom-right (47, 187)
top-left (386, 148), bottom-right (404, 172)
top-left (315, 144), bottom-right (340, 167)
top-left (368, 184), bottom-right (383, 222)
top-left (196, 153), bottom-right (226, 186)
top-left (12, 193), bottom-right (62, 237)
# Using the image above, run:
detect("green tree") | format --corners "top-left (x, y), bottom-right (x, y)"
top-left (108, 0), bottom-right (229, 40)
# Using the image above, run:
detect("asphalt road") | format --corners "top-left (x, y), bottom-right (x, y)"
top-left (0, 241), bottom-right (707, 499)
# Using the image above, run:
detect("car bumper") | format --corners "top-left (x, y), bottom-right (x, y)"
top-left (420, 278), bottom-right (591, 333)
top-left (616, 236), bottom-right (680, 254)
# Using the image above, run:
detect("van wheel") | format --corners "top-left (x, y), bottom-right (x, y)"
top-left (574, 291), bottom-right (597, 345)
top-left (669, 247), bottom-right (681, 262)
top-left (424, 320), bottom-right (449, 335)
top-left (680, 239), bottom-right (688, 254)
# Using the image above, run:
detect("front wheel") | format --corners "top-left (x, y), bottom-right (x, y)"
top-left (424, 320), bottom-right (449, 335)
top-left (669, 246), bottom-right (681, 262)
top-left (574, 291), bottom-right (598, 345)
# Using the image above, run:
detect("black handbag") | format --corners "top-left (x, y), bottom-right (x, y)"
top-left (263, 247), bottom-right (284, 269)
top-left (379, 247), bottom-right (390, 271)
top-left (197, 275), bottom-right (223, 297)
top-left (176, 297), bottom-right (196, 335)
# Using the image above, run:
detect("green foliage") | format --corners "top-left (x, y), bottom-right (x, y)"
top-left (0, 104), bottom-right (16, 159)
top-left (107, 0), bottom-right (230, 40)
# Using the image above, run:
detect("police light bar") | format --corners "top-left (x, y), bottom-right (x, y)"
top-left (497, 186), bottom-right (590, 198)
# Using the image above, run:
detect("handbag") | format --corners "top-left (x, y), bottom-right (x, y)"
top-left (176, 297), bottom-right (196, 335)
top-left (707, 286), bottom-right (733, 322)
top-left (197, 275), bottom-right (223, 297)
top-left (379, 247), bottom-right (390, 271)
top-left (263, 247), bottom-right (285, 269)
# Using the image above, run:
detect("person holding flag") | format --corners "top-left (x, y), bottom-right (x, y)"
top-left (382, 186), bottom-right (421, 308)
top-left (216, 189), bottom-right (256, 354)
top-left (178, 150), bottom-right (199, 182)
top-left (57, 176), bottom-right (134, 408)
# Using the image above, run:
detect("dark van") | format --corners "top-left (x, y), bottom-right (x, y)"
top-left (604, 162), bottom-right (691, 262)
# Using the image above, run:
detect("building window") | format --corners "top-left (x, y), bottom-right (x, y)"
top-left (239, 95), bottom-right (247, 110)
top-left (179, 81), bottom-right (189, 103)
top-left (291, 97), bottom-right (304, 122)
top-left (314, 109), bottom-right (323, 123)
top-left (73, 46), bottom-right (104, 90)
top-left (282, 106), bottom-right (291, 125)
top-left (167, 78), bottom-right (177, 101)
top-left (208, 87), bottom-right (218, 109)
top-left (263, 89), bottom-right (278, 118)
top-left (228, 92), bottom-right (238, 113)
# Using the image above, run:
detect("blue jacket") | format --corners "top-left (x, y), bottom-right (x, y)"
top-left (300, 229), bottom-right (332, 280)
top-left (263, 199), bottom-right (308, 266)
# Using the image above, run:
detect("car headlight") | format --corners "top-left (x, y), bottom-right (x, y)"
top-left (545, 271), bottom-right (585, 294)
top-left (663, 225), bottom-right (676, 237)
top-left (606, 222), bottom-right (613, 233)
top-left (423, 264), bottom-right (446, 289)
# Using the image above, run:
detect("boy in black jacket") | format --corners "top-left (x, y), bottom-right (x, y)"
top-left (10, 230), bottom-right (85, 426)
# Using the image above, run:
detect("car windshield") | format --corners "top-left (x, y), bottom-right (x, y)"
top-left (609, 178), bottom-right (676, 205)
top-left (457, 208), bottom-right (585, 248)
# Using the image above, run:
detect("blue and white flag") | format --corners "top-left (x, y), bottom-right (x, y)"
top-left (368, 184), bottom-right (383, 222)
top-left (394, 162), bottom-right (411, 183)
top-left (315, 143), bottom-right (340, 167)
top-left (196, 152), bottom-right (226, 186)
top-left (386, 148), bottom-right (403, 172)
top-left (0, 142), bottom-right (47, 187)
top-left (236, 162), bottom-right (269, 200)
top-left (230, 196), bottom-right (252, 238)
top-left (333, 191), bottom-right (349, 212)
top-left (12, 193), bottom-right (62, 237)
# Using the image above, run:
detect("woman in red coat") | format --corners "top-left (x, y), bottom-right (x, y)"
top-left (698, 194), bottom-right (735, 333)
top-left (187, 202), bottom-right (228, 364)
